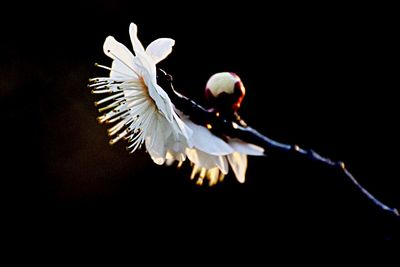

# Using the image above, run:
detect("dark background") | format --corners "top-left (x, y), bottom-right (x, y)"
top-left (1, 1), bottom-right (398, 243)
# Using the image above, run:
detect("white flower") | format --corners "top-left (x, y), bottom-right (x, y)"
top-left (90, 23), bottom-right (264, 185)
top-left (180, 118), bottom-right (264, 185)
top-left (90, 23), bottom-right (191, 165)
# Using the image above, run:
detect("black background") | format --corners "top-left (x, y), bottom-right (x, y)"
top-left (1, 1), bottom-right (399, 244)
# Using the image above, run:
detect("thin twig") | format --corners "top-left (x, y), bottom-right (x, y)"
top-left (157, 69), bottom-right (399, 217)
top-left (241, 125), bottom-right (399, 217)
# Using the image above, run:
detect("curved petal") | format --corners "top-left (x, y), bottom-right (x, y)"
top-left (133, 49), bottom-right (157, 79)
top-left (145, 114), bottom-right (170, 164)
top-left (132, 50), bottom-right (174, 122)
top-left (127, 23), bottom-right (176, 124)
top-left (129, 23), bottom-right (145, 55)
top-left (146, 38), bottom-right (175, 64)
top-left (172, 111), bottom-right (193, 141)
top-left (103, 36), bottom-right (138, 79)
top-left (186, 148), bottom-right (219, 170)
top-left (184, 119), bottom-right (234, 156)
top-left (227, 153), bottom-right (247, 183)
top-left (141, 71), bottom-right (174, 122)
top-left (228, 138), bottom-right (265, 156)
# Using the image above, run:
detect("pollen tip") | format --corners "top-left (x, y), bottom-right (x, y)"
top-left (196, 178), bottom-right (204, 186)
top-left (177, 161), bottom-right (183, 169)
top-left (109, 139), bottom-right (116, 145)
top-left (94, 63), bottom-right (99, 67)
top-left (94, 102), bottom-right (99, 107)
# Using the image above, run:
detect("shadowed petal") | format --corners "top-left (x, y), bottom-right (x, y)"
top-left (228, 138), bottom-right (264, 156)
top-left (227, 152), bottom-right (247, 183)
top-left (184, 119), bottom-right (234, 156)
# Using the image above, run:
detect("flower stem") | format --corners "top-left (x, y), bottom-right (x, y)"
top-left (157, 68), bottom-right (399, 217)
top-left (242, 125), bottom-right (399, 217)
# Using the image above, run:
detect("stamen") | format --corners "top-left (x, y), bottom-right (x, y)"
top-left (105, 50), bottom-right (141, 77)
top-left (91, 89), bottom-right (111, 94)
top-left (199, 168), bottom-right (206, 179)
top-left (109, 129), bottom-right (129, 145)
top-left (90, 77), bottom-right (124, 83)
top-left (97, 115), bottom-right (107, 124)
top-left (177, 161), bottom-right (183, 168)
top-left (94, 63), bottom-right (134, 78)
top-left (88, 83), bottom-right (104, 88)
top-left (95, 92), bottom-right (124, 106)
top-left (108, 119), bottom-right (127, 136)
top-left (208, 170), bottom-right (219, 186)
top-left (219, 173), bottom-right (225, 182)
top-left (190, 165), bottom-right (199, 180)
top-left (88, 81), bottom-right (108, 88)
top-left (98, 100), bottom-right (124, 112)
top-left (107, 111), bottom-right (129, 124)
top-left (196, 177), bottom-right (204, 186)
top-left (126, 133), bottom-right (143, 153)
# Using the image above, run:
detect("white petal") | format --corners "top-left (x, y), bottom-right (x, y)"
top-left (166, 150), bottom-right (186, 163)
top-left (129, 23), bottom-right (145, 54)
top-left (168, 135), bottom-right (187, 156)
top-left (145, 114), bottom-right (169, 164)
top-left (127, 23), bottom-right (175, 123)
top-left (227, 153), bottom-right (247, 183)
top-left (145, 113), bottom-right (189, 165)
top-left (184, 119), bottom-right (234, 156)
top-left (228, 138), bottom-right (265, 156)
top-left (172, 111), bottom-right (193, 141)
top-left (103, 36), bottom-right (138, 79)
top-left (186, 148), bottom-right (219, 170)
top-left (146, 38), bottom-right (175, 64)
top-left (133, 55), bottom-right (173, 122)
top-left (133, 49), bottom-right (157, 79)
top-left (144, 75), bottom-right (174, 122)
